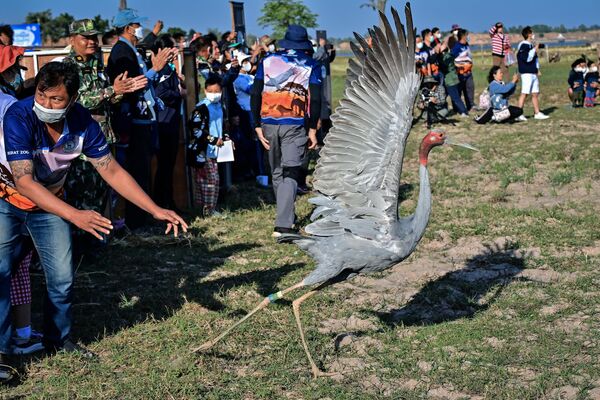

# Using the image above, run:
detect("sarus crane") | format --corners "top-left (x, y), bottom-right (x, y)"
top-left (194, 3), bottom-right (477, 378)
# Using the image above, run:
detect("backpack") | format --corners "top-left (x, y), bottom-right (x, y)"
top-left (479, 89), bottom-right (491, 110)
top-left (187, 104), bottom-right (210, 168)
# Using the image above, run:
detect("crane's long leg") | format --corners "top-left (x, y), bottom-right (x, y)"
top-left (292, 282), bottom-right (336, 379)
top-left (193, 280), bottom-right (306, 353)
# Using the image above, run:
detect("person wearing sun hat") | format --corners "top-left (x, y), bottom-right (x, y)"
top-left (250, 24), bottom-right (322, 237)
top-left (106, 8), bottom-right (177, 229)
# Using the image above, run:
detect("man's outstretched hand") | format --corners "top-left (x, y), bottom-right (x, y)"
top-left (70, 209), bottom-right (113, 240)
top-left (152, 208), bottom-right (188, 237)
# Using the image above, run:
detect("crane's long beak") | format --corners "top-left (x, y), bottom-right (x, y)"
top-left (444, 136), bottom-right (479, 151)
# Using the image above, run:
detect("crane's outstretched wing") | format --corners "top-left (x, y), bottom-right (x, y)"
top-left (306, 4), bottom-right (420, 238)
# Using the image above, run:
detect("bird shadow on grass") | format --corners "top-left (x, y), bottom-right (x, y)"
top-left (373, 242), bottom-right (529, 327)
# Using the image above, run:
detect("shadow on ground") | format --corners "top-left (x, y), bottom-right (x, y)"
top-left (374, 242), bottom-right (528, 327)
top-left (30, 227), bottom-right (299, 345)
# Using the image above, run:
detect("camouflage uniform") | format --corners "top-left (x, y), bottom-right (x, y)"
top-left (63, 20), bottom-right (123, 220)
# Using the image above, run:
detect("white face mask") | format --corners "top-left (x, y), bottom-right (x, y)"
top-left (205, 92), bottom-right (222, 103)
top-left (268, 44), bottom-right (275, 52)
top-left (452, 30), bottom-right (458, 36)
top-left (242, 62), bottom-right (252, 72)
top-left (416, 42), bottom-right (423, 50)
top-left (216, 54), bottom-right (224, 63)
top-left (531, 34), bottom-right (535, 40)
top-left (590, 66), bottom-right (598, 73)
top-left (33, 100), bottom-right (72, 124)
top-left (134, 26), bottom-right (144, 40)
top-left (435, 32), bottom-right (442, 39)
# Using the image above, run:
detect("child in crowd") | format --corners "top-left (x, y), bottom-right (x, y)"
top-left (451, 29), bottom-right (474, 111)
top-left (415, 35), bottom-right (430, 76)
top-left (568, 58), bottom-right (586, 107)
top-left (584, 60), bottom-right (599, 107)
top-left (188, 76), bottom-right (228, 217)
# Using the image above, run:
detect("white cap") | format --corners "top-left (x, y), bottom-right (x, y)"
top-left (237, 52), bottom-right (251, 64)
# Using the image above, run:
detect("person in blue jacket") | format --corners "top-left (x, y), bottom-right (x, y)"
top-left (584, 60), bottom-right (599, 108)
top-left (476, 66), bottom-right (523, 124)
top-left (516, 26), bottom-right (549, 120)
top-left (568, 58), bottom-right (586, 107)
top-left (152, 34), bottom-right (183, 210)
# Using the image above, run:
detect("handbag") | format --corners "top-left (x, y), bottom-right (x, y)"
top-left (479, 89), bottom-right (491, 110)
top-left (492, 107), bottom-right (511, 122)
top-left (505, 50), bottom-right (516, 67)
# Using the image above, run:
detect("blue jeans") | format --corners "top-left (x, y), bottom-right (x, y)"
top-left (446, 83), bottom-right (468, 115)
top-left (0, 200), bottom-right (73, 353)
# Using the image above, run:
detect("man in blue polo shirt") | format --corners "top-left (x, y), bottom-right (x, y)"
top-left (251, 25), bottom-right (322, 237)
top-left (0, 62), bottom-right (186, 376)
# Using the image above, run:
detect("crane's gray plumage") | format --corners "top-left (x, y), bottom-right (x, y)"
top-left (283, 4), bottom-right (428, 286)
top-left (195, 4), bottom-right (453, 378)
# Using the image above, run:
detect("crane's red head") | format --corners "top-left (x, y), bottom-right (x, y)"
top-left (419, 130), bottom-right (446, 166)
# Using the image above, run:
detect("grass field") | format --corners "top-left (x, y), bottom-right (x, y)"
top-left (3, 46), bottom-right (600, 399)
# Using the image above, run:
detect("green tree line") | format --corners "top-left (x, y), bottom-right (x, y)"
top-left (505, 23), bottom-right (600, 34)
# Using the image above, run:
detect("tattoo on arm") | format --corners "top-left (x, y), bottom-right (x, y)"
top-left (9, 160), bottom-right (34, 181)
top-left (90, 153), bottom-right (114, 171)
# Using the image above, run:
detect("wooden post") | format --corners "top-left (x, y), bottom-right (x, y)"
top-left (181, 48), bottom-right (199, 208)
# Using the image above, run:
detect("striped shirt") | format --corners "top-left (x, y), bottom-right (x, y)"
top-left (489, 26), bottom-right (511, 56)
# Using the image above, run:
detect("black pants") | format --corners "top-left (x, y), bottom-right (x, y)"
top-left (126, 123), bottom-right (156, 229)
top-left (153, 118), bottom-right (180, 209)
top-left (475, 106), bottom-right (523, 124)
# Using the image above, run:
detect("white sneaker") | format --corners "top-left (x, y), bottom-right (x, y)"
top-left (534, 112), bottom-right (549, 120)
top-left (516, 115), bottom-right (527, 122)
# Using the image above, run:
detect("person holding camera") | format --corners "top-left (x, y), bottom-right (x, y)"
top-left (475, 66), bottom-right (523, 124)
top-left (417, 76), bottom-right (449, 127)
top-left (489, 22), bottom-right (512, 77)
top-left (516, 26), bottom-right (549, 120)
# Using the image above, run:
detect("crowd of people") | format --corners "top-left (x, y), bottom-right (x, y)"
top-left (0, 5), bottom-right (597, 383)
top-left (0, 7), bottom-right (337, 380)
top-left (413, 22), bottom-right (562, 125)
top-left (568, 57), bottom-right (599, 107)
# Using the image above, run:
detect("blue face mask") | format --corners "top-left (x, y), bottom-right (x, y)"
top-left (168, 62), bottom-right (176, 71)
top-left (8, 72), bottom-right (23, 91)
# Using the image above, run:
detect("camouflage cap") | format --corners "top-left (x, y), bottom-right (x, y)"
top-left (69, 19), bottom-right (100, 36)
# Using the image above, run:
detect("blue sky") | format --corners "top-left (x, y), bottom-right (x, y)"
top-left (4, 0), bottom-right (600, 38)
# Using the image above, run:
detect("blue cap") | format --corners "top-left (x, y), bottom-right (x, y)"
top-left (112, 8), bottom-right (148, 28)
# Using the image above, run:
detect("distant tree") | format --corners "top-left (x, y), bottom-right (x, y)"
top-left (557, 24), bottom-right (567, 33)
top-left (207, 27), bottom-right (223, 38)
top-left (167, 27), bottom-right (186, 37)
top-left (26, 10), bottom-right (75, 43)
top-left (258, 0), bottom-right (318, 39)
top-left (92, 15), bottom-right (109, 33)
top-left (51, 12), bottom-right (75, 41)
top-left (25, 10), bottom-right (53, 41)
top-left (188, 28), bottom-right (196, 37)
top-left (360, 0), bottom-right (387, 29)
